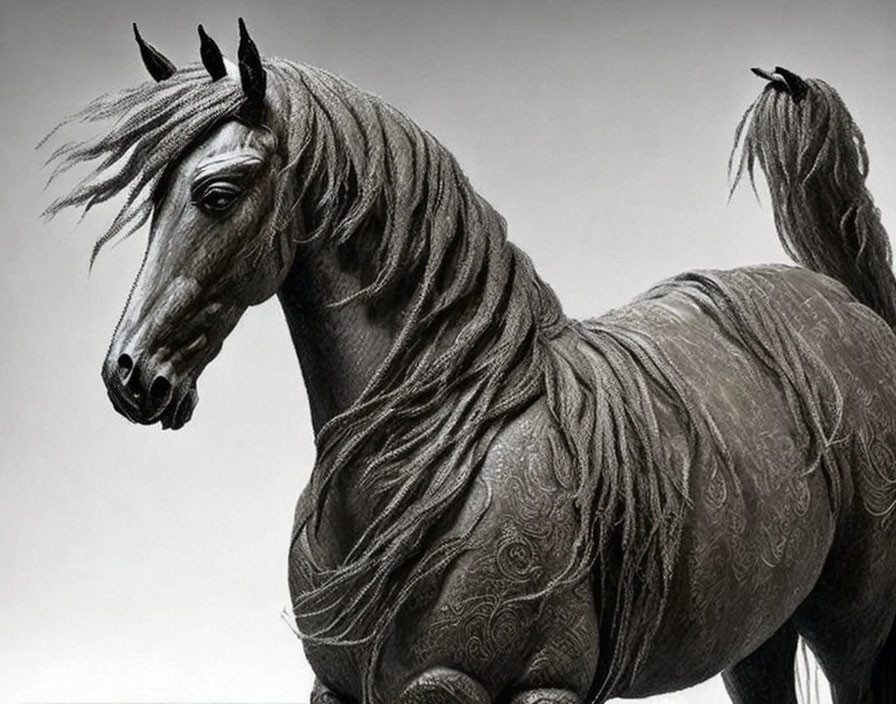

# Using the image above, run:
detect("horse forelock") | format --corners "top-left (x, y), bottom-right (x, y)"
top-left (42, 65), bottom-right (249, 264)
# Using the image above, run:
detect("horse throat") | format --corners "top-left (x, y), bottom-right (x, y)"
top-left (276, 241), bottom-right (400, 436)
top-left (277, 229), bottom-right (419, 563)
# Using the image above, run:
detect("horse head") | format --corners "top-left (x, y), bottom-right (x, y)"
top-left (101, 21), bottom-right (300, 428)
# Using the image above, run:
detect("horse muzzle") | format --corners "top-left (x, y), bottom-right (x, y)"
top-left (101, 347), bottom-right (199, 429)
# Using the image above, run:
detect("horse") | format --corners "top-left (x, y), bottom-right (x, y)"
top-left (43, 22), bottom-right (896, 704)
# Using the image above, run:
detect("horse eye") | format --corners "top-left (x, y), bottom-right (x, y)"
top-left (194, 181), bottom-right (244, 214)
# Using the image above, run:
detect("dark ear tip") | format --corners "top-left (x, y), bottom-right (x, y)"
top-left (199, 22), bottom-right (227, 81)
top-left (133, 22), bottom-right (176, 82)
top-left (235, 17), bottom-right (266, 120)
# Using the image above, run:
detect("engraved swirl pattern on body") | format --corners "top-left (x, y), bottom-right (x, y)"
top-left (858, 419), bottom-right (896, 525)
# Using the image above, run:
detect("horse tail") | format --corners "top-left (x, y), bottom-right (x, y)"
top-left (730, 66), bottom-right (896, 327)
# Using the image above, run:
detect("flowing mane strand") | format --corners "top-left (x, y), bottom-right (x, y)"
top-left (42, 66), bottom-right (246, 264)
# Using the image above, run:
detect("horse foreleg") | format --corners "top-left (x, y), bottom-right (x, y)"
top-left (722, 620), bottom-right (799, 704)
top-left (397, 667), bottom-right (491, 704)
top-left (311, 678), bottom-right (352, 704)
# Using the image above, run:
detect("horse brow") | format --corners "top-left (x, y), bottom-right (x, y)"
top-left (193, 153), bottom-right (266, 181)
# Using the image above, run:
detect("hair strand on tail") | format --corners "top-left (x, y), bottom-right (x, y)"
top-left (730, 66), bottom-right (896, 328)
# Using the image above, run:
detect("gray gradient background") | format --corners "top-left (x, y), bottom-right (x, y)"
top-left (3, 0), bottom-right (896, 701)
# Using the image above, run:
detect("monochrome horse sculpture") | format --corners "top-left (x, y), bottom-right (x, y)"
top-left (44, 22), bottom-right (896, 704)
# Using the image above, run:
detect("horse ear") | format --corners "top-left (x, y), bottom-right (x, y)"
top-left (237, 18), bottom-right (267, 120)
top-left (198, 24), bottom-right (227, 81)
top-left (773, 66), bottom-right (809, 102)
top-left (133, 23), bottom-right (176, 82)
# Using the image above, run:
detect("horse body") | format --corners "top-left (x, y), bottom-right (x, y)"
top-left (287, 257), bottom-right (896, 702)
top-left (44, 27), bottom-right (896, 704)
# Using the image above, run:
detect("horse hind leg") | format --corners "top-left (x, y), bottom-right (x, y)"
top-left (871, 614), bottom-right (896, 704)
top-left (792, 561), bottom-right (896, 703)
top-left (790, 503), bottom-right (896, 703)
top-left (722, 621), bottom-right (799, 704)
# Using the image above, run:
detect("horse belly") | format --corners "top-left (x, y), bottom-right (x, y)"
top-left (624, 462), bottom-right (835, 696)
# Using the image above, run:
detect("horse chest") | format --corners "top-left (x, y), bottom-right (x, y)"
top-left (289, 408), bottom-right (600, 700)
top-left (380, 537), bottom-right (599, 699)
top-left (293, 514), bottom-right (598, 702)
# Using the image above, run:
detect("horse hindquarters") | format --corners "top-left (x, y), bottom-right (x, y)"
top-left (734, 70), bottom-right (896, 701)
top-left (789, 350), bottom-right (896, 703)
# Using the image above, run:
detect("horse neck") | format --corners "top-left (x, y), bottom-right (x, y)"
top-left (277, 220), bottom-right (558, 558)
top-left (276, 231), bottom-right (400, 436)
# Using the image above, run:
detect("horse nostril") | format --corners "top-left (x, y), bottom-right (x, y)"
top-left (117, 353), bottom-right (134, 378)
top-left (150, 375), bottom-right (172, 407)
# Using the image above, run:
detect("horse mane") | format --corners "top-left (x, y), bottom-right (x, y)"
top-left (267, 62), bottom-right (575, 692)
